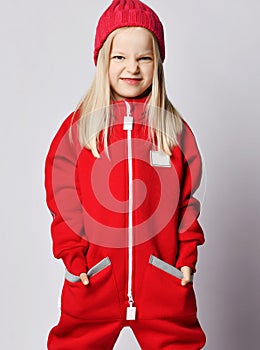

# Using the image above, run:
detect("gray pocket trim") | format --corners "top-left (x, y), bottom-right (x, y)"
top-left (149, 255), bottom-right (193, 282)
top-left (65, 257), bottom-right (111, 283)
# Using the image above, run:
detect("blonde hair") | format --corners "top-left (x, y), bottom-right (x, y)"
top-left (72, 27), bottom-right (183, 158)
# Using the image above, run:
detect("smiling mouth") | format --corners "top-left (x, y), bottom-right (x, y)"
top-left (120, 78), bottom-right (142, 85)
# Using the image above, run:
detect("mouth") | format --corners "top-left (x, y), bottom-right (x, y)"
top-left (120, 78), bottom-right (142, 85)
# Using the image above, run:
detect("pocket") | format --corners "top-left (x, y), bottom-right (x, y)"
top-left (149, 255), bottom-right (194, 282)
top-left (61, 257), bottom-right (122, 320)
top-left (138, 255), bottom-right (197, 320)
top-left (65, 257), bottom-right (112, 282)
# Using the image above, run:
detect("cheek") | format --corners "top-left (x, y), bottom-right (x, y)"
top-left (109, 66), bottom-right (117, 86)
top-left (144, 65), bottom-right (154, 84)
top-left (109, 64), bottom-right (122, 83)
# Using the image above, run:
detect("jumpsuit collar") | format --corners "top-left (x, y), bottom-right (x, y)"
top-left (110, 96), bottom-right (149, 128)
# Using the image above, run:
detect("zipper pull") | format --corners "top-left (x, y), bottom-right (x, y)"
top-left (123, 100), bottom-right (133, 130)
top-left (123, 116), bottom-right (133, 130)
top-left (126, 296), bottom-right (136, 320)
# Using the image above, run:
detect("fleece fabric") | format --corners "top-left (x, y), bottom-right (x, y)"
top-left (45, 98), bottom-right (206, 348)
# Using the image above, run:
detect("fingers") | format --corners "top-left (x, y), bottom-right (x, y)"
top-left (80, 272), bottom-right (89, 285)
top-left (180, 266), bottom-right (192, 286)
top-left (181, 276), bottom-right (190, 286)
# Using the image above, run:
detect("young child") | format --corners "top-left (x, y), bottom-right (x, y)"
top-left (45, 0), bottom-right (207, 349)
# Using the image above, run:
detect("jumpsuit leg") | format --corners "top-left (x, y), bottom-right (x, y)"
top-left (47, 312), bottom-right (124, 350)
top-left (129, 318), bottom-right (206, 350)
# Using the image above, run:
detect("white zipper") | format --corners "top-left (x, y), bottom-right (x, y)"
top-left (123, 101), bottom-right (136, 320)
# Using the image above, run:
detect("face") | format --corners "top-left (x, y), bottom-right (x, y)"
top-left (109, 27), bottom-right (154, 101)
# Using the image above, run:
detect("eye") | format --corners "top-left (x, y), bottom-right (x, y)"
top-left (111, 55), bottom-right (125, 61)
top-left (139, 56), bottom-right (153, 61)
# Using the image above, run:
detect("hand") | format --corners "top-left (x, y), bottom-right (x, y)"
top-left (80, 272), bottom-right (89, 285)
top-left (180, 266), bottom-right (193, 286)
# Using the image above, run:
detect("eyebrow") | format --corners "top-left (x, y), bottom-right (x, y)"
top-left (138, 51), bottom-right (153, 55)
top-left (110, 51), bottom-right (126, 55)
top-left (111, 50), bottom-right (153, 55)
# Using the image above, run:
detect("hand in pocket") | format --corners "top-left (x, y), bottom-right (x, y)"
top-left (180, 266), bottom-right (193, 286)
top-left (80, 272), bottom-right (89, 285)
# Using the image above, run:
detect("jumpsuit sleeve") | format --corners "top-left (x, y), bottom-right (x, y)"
top-left (44, 111), bottom-right (89, 276)
top-left (175, 120), bottom-right (205, 273)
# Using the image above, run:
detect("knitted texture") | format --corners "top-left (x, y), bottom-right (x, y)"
top-left (94, 0), bottom-right (165, 65)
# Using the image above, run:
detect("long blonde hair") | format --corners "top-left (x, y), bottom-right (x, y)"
top-left (72, 27), bottom-right (183, 158)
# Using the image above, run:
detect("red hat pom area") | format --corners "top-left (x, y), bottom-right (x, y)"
top-left (93, 0), bottom-right (165, 65)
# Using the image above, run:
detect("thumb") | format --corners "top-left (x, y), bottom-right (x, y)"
top-left (80, 272), bottom-right (89, 285)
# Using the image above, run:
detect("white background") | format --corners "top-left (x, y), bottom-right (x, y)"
top-left (1, 1), bottom-right (260, 349)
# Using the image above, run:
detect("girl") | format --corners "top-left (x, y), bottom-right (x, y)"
top-left (45, 0), bottom-right (207, 349)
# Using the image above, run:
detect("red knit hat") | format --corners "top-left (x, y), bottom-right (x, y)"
top-left (94, 0), bottom-right (165, 65)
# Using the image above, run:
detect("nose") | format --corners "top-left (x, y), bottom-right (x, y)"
top-left (126, 58), bottom-right (140, 74)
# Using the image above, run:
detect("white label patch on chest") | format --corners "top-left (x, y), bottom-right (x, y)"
top-left (150, 150), bottom-right (171, 167)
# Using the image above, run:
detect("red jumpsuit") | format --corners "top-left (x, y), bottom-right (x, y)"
top-left (45, 98), bottom-right (206, 349)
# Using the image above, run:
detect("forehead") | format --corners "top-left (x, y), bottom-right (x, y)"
top-left (111, 27), bottom-right (153, 53)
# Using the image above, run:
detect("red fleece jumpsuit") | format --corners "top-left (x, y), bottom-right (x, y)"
top-left (45, 98), bottom-right (206, 349)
